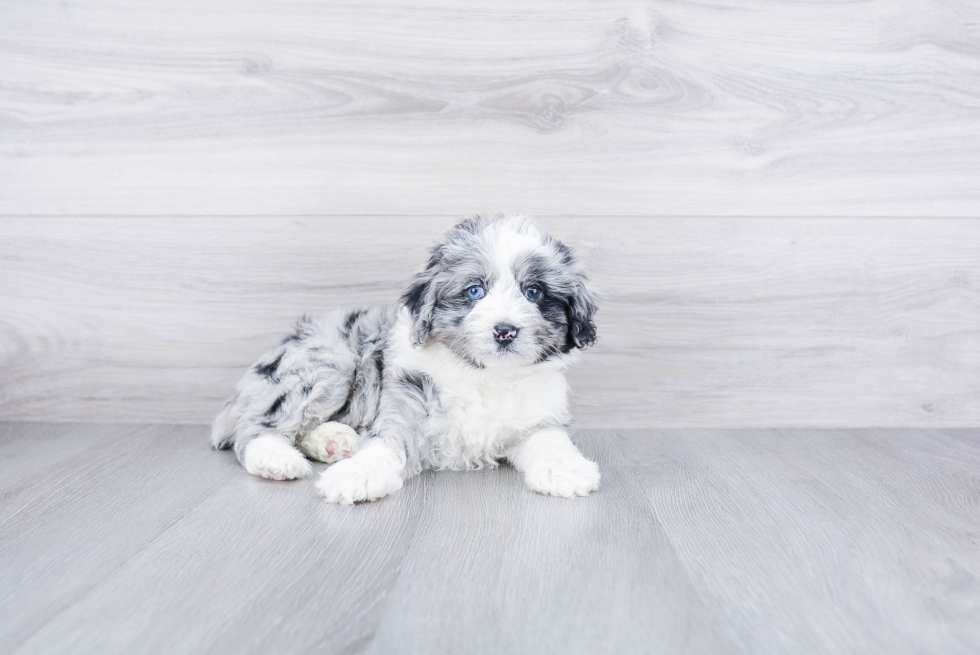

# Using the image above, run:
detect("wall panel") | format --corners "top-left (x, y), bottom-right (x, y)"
top-left (1, 0), bottom-right (978, 216)
top-left (2, 216), bottom-right (978, 427)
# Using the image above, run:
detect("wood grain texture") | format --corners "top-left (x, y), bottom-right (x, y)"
top-left (1, 0), bottom-right (979, 216)
top-left (0, 422), bottom-right (149, 522)
top-left (622, 427), bottom-right (980, 654)
top-left (2, 424), bottom-right (979, 653)
top-left (2, 216), bottom-right (979, 427)
top-left (0, 424), bottom-right (238, 653)
top-left (362, 433), bottom-right (734, 655)
top-left (11, 435), bottom-right (429, 655)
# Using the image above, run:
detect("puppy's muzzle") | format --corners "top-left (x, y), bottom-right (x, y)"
top-left (492, 324), bottom-right (519, 344)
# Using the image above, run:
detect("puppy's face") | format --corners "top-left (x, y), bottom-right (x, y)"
top-left (402, 216), bottom-right (597, 368)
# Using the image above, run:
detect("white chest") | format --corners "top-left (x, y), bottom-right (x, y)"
top-left (422, 364), bottom-right (570, 469)
top-left (388, 319), bottom-right (572, 470)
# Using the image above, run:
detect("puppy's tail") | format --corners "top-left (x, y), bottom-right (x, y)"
top-left (211, 392), bottom-right (240, 450)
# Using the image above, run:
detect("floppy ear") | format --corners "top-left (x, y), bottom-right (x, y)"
top-left (401, 273), bottom-right (437, 348)
top-left (566, 279), bottom-right (598, 349)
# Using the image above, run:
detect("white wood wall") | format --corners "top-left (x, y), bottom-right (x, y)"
top-left (1, 0), bottom-right (979, 426)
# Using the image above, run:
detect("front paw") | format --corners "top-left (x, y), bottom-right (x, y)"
top-left (315, 449), bottom-right (404, 505)
top-left (523, 456), bottom-right (600, 498)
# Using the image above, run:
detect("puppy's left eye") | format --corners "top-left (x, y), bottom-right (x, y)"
top-left (524, 284), bottom-right (543, 302)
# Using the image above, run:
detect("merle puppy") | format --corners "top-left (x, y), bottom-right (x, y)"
top-left (212, 214), bottom-right (600, 504)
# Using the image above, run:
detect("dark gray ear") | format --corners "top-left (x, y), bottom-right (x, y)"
top-left (400, 273), bottom-right (437, 348)
top-left (567, 280), bottom-right (598, 349)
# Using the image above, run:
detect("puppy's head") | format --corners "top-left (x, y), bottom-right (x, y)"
top-left (401, 214), bottom-right (597, 368)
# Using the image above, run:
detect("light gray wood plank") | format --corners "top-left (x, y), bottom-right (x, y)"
top-left (0, 1), bottom-right (978, 216)
top-left (365, 430), bottom-right (735, 655)
top-left (4, 424), bottom-right (980, 653)
top-left (938, 428), bottom-right (980, 454)
top-left (2, 216), bottom-right (979, 427)
top-left (12, 453), bottom-right (429, 655)
top-left (0, 422), bottom-right (47, 447)
top-left (623, 428), bottom-right (980, 654)
top-left (0, 422), bottom-right (149, 520)
top-left (6, 426), bottom-right (734, 655)
top-left (0, 424), bottom-right (238, 653)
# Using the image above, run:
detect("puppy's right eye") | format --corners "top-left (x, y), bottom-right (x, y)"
top-left (466, 285), bottom-right (485, 300)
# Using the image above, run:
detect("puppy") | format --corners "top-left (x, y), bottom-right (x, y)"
top-left (211, 214), bottom-right (600, 504)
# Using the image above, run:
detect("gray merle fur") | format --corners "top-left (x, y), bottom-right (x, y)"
top-left (211, 214), bottom-right (597, 474)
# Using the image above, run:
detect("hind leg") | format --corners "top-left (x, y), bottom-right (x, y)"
top-left (297, 422), bottom-right (360, 464)
top-left (243, 435), bottom-right (313, 480)
top-left (219, 316), bottom-right (361, 480)
top-left (228, 370), bottom-right (353, 481)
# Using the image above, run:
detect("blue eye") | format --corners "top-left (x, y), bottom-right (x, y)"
top-left (466, 285), bottom-right (485, 300)
top-left (524, 284), bottom-right (543, 302)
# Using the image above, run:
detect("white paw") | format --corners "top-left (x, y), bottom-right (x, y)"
top-left (523, 455), bottom-right (600, 498)
top-left (316, 442), bottom-right (404, 505)
top-left (243, 436), bottom-right (312, 481)
top-left (297, 421), bottom-right (360, 464)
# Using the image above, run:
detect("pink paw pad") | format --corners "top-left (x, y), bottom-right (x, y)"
top-left (324, 439), bottom-right (352, 459)
top-left (297, 422), bottom-right (361, 464)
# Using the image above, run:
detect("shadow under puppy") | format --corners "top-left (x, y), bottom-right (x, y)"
top-left (212, 214), bottom-right (600, 504)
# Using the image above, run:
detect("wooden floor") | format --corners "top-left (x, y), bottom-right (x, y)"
top-left (2, 423), bottom-right (978, 654)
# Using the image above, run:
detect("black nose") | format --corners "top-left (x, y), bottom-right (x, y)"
top-left (493, 324), bottom-right (519, 343)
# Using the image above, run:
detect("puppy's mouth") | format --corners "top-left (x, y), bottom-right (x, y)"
top-left (484, 329), bottom-right (534, 364)
top-left (492, 325), bottom-right (519, 347)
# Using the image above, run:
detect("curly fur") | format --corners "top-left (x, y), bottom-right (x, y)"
top-left (212, 214), bottom-right (600, 503)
